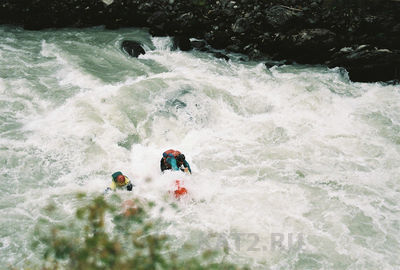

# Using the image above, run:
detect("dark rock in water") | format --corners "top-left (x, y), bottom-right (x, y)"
top-left (205, 30), bottom-right (231, 50)
top-left (284, 28), bottom-right (338, 63)
top-left (258, 33), bottom-right (275, 54)
top-left (327, 46), bottom-right (400, 82)
top-left (226, 44), bottom-right (240, 53)
top-left (191, 40), bottom-right (207, 51)
top-left (213, 52), bottom-right (229, 61)
top-left (264, 59), bottom-right (292, 68)
top-left (121, 40), bottom-right (145, 58)
top-left (172, 35), bottom-right (192, 51)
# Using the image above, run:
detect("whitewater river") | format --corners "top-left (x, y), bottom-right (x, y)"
top-left (0, 26), bottom-right (399, 269)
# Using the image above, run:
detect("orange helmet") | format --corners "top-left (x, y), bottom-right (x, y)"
top-left (116, 174), bottom-right (125, 184)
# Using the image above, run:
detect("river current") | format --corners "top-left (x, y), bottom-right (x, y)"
top-left (0, 26), bottom-right (399, 269)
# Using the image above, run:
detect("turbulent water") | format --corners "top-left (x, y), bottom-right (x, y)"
top-left (0, 26), bottom-right (399, 269)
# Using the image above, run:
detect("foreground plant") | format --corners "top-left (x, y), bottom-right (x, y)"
top-left (31, 194), bottom-right (245, 270)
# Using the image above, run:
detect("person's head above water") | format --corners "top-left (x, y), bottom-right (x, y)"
top-left (112, 171), bottom-right (125, 183)
top-left (176, 154), bottom-right (185, 163)
top-left (116, 174), bottom-right (125, 184)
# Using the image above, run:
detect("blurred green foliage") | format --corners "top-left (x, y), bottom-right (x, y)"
top-left (28, 194), bottom-right (246, 270)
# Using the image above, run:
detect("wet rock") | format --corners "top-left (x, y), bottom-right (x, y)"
top-left (191, 40), bottom-right (207, 51)
top-left (172, 35), bottom-right (192, 51)
top-left (121, 40), bottom-right (145, 58)
top-left (147, 11), bottom-right (169, 36)
top-left (226, 44), bottom-right (241, 53)
top-left (147, 11), bottom-right (168, 26)
top-left (213, 52), bottom-right (230, 61)
top-left (287, 28), bottom-right (337, 63)
top-left (175, 11), bottom-right (206, 35)
top-left (264, 5), bottom-right (303, 31)
top-left (205, 30), bottom-right (231, 49)
top-left (232, 17), bottom-right (249, 33)
top-left (327, 46), bottom-right (400, 82)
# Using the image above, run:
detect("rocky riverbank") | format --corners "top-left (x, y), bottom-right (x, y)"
top-left (1, 0), bottom-right (399, 83)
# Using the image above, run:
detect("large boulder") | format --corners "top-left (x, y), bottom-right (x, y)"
top-left (204, 30), bottom-right (231, 50)
top-left (232, 17), bottom-right (249, 34)
top-left (121, 40), bottom-right (145, 58)
top-left (289, 28), bottom-right (337, 63)
top-left (175, 11), bottom-right (207, 36)
top-left (172, 35), bottom-right (192, 51)
top-left (264, 5), bottom-right (304, 31)
top-left (327, 46), bottom-right (400, 82)
top-left (147, 11), bottom-right (169, 36)
top-left (268, 28), bottom-right (337, 63)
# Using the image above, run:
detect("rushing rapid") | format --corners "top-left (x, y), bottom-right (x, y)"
top-left (0, 26), bottom-right (399, 269)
